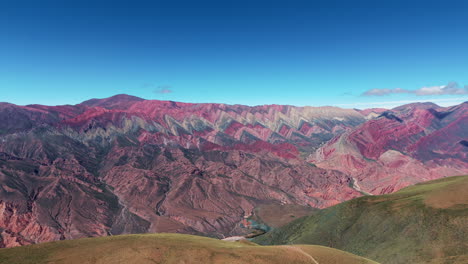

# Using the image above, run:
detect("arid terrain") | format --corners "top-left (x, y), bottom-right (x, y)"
top-left (0, 95), bottom-right (466, 247)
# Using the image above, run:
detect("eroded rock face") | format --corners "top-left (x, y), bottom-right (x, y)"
top-left (310, 102), bottom-right (468, 194)
top-left (0, 95), bottom-right (466, 247)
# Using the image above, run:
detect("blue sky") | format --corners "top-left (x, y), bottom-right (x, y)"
top-left (1, 0), bottom-right (468, 108)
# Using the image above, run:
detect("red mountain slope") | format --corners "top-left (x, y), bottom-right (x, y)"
top-left (310, 102), bottom-right (468, 194)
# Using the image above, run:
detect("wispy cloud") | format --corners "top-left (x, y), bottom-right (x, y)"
top-left (362, 82), bottom-right (468, 96)
top-left (362, 88), bottom-right (409, 96)
top-left (140, 83), bottom-right (174, 94)
top-left (336, 97), bottom-right (468, 109)
top-left (414, 82), bottom-right (467, 95)
top-left (154, 85), bottom-right (173, 94)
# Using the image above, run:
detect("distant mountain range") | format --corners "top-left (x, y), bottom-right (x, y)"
top-left (0, 94), bottom-right (466, 247)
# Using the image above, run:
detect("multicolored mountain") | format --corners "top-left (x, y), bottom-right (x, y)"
top-left (0, 95), bottom-right (466, 247)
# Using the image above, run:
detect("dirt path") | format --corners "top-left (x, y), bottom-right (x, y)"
top-left (282, 245), bottom-right (320, 264)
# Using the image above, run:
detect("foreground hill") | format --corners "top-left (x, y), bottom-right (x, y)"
top-left (254, 175), bottom-right (468, 264)
top-left (0, 233), bottom-right (378, 264)
top-left (0, 95), bottom-right (466, 247)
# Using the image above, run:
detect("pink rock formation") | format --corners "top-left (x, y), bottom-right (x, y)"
top-left (310, 102), bottom-right (468, 194)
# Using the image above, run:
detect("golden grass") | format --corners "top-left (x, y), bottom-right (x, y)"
top-left (423, 177), bottom-right (468, 209)
top-left (296, 245), bottom-right (380, 264)
top-left (369, 175), bottom-right (468, 210)
top-left (0, 233), bottom-right (378, 264)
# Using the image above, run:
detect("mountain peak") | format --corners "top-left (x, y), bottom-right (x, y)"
top-left (80, 94), bottom-right (145, 109)
top-left (392, 102), bottom-right (440, 111)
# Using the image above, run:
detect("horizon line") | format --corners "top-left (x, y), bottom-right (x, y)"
top-left (2, 93), bottom-right (467, 110)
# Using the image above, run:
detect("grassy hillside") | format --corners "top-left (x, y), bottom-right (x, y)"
top-left (0, 233), bottom-right (378, 264)
top-left (251, 203), bottom-right (318, 228)
top-left (254, 175), bottom-right (468, 264)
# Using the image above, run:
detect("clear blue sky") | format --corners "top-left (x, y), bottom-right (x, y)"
top-left (1, 0), bottom-right (468, 108)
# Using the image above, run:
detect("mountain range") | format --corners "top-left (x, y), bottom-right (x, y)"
top-left (0, 94), bottom-right (466, 248)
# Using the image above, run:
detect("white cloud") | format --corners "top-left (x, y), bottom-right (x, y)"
top-left (415, 82), bottom-right (468, 95)
top-left (362, 82), bottom-right (468, 96)
top-left (337, 97), bottom-right (468, 109)
top-left (362, 88), bottom-right (409, 96)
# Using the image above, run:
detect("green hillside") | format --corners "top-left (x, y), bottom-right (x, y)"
top-left (254, 175), bottom-right (468, 264)
top-left (0, 233), bottom-right (378, 264)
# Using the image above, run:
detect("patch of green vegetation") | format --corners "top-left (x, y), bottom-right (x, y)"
top-left (251, 203), bottom-right (318, 229)
top-left (254, 175), bottom-right (468, 264)
top-left (362, 156), bottom-right (376, 162)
